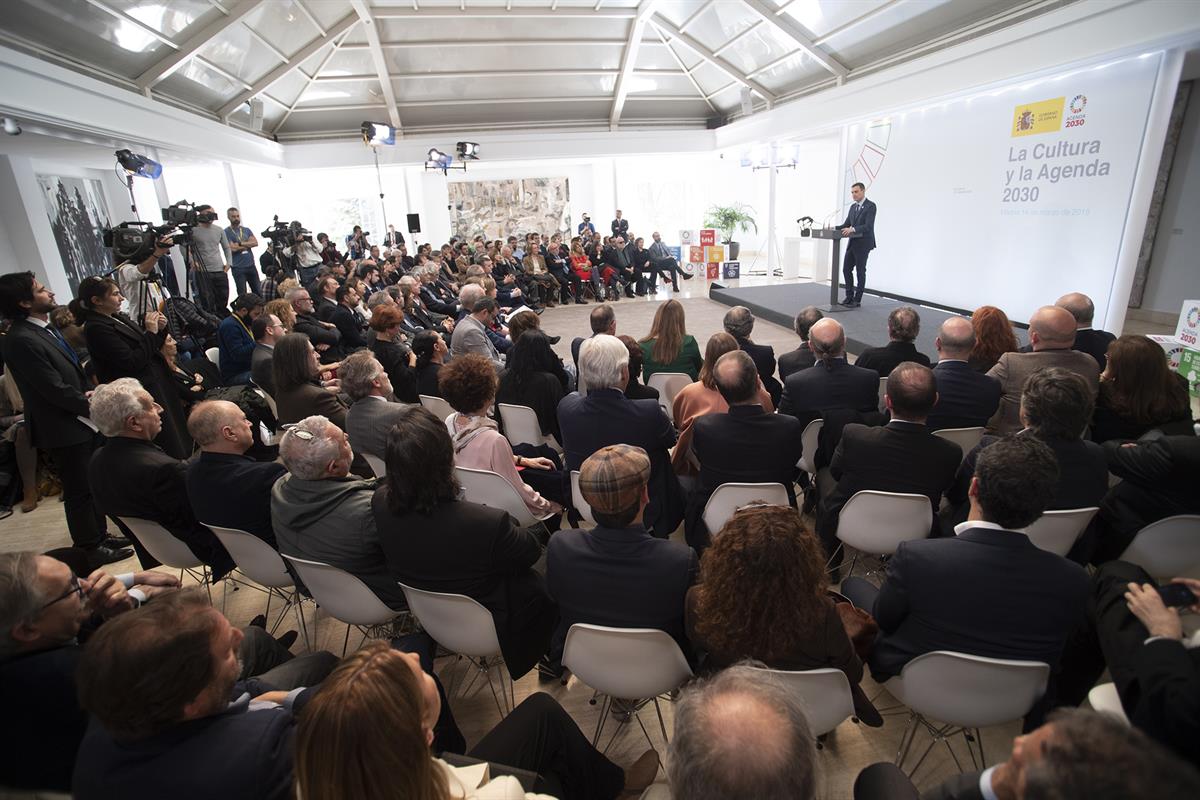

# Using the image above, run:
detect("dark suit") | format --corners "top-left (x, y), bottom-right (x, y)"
top-left (860, 525), bottom-right (1089, 680)
top-left (839, 198), bottom-right (877, 302)
top-left (345, 396), bottom-right (408, 460)
top-left (89, 437), bottom-right (234, 578)
top-left (292, 311), bottom-right (342, 364)
top-left (777, 342), bottom-right (816, 381)
top-left (370, 338), bottom-right (418, 403)
top-left (274, 381), bottom-right (348, 430)
top-left (610, 217), bottom-right (629, 239)
top-left (185, 451), bottom-right (286, 548)
top-left (736, 337), bottom-right (782, 406)
top-left (375, 495), bottom-right (556, 678)
top-left (546, 524), bottom-right (697, 658)
top-left (328, 304), bottom-right (368, 352)
top-left (854, 340), bottom-right (931, 377)
top-left (920, 772), bottom-right (984, 800)
top-left (314, 296), bottom-right (337, 322)
top-left (1072, 327), bottom-right (1116, 371)
top-left (927, 360), bottom-right (1002, 431)
top-left (1, 318), bottom-right (105, 547)
top-left (777, 357), bottom-right (879, 430)
top-left (250, 344), bottom-right (274, 396)
top-left (0, 644), bottom-right (87, 791)
top-left (558, 387), bottom-right (683, 538)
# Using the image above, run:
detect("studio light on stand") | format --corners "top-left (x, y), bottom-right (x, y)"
top-left (114, 149), bottom-right (163, 219)
top-left (456, 141), bottom-right (480, 160)
top-left (361, 121), bottom-right (397, 245)
top-left (424, 147), bottom-right (465, 176)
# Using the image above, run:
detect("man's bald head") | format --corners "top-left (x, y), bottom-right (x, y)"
top-left (1029, 306), bottom-right (1078, 350)
top-left (808, 318), bottom-right (846, 360)
top-left (187, 400), bottom-right (245, 447)
top-left (713, 350), bottom-right (759, 405)
top-left (668, 665), bottom-right (816, 800)
top-left (936, 316), bottom-right (976, 359)
top-left (1055, 292), bottom-right (1095, 328)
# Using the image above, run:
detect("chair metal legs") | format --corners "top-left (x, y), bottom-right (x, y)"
top-left (895, 713), bottom-right (984, 777)
top-left (589, 695), bottom-right (670, 755)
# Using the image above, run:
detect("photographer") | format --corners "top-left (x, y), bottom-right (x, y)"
top-left (116, 235), bottom-right (174, 327)
top-left (282, 223), bottom-right (322, 287)
top-left (188, 204), bottom-right (232, 316)
top-left (345, 225), bottom-right (370, 260)
top-left (316, 232), bottom-right (343, 267)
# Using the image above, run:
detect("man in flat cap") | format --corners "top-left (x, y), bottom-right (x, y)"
top-left (542, 445), bottom-right (698, 679)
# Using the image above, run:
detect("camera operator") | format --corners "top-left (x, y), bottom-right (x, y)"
top-left (116, 235), bottom-right (174, 327)
top-left (346, 225), bottom-right (370, 260)
top-left (224, 208), bottom-right (260, 296)
top-left (188, 204), bottom-right (232, 316)
top-left (283, 223), bottom-right (322, 287)
top-left (316, 233), bottom-right (343, 267)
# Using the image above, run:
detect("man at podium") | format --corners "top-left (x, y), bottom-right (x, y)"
top-left (839, 182), bottom-right (877, 307)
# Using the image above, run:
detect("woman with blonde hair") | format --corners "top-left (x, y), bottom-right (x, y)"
top-left (265, 298), bottom-right (295, 333)
top-left (638, 299), bottom-right (702, 381)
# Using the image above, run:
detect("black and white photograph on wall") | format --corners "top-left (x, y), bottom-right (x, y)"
top-left (36, 174), bottom-right (112, 294)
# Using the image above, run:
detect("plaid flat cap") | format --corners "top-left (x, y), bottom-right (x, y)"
top-left (579, 445), bottom-right (651, 514)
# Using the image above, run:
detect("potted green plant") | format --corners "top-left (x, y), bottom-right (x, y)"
top-left (703, 204), bottom-right (757, 260)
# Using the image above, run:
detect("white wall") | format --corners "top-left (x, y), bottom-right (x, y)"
top-left (1143, 83), bottom-right (1200, 314)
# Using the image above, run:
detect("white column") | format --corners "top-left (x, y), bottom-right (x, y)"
top-left (766, 143), bottom-right (778, 274)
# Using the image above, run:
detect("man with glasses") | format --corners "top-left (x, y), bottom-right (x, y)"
top-left (250, 313), bottom-right (282, 396)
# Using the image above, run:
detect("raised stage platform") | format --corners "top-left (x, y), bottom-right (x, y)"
top-left (708, 281), bottom-right (1029, 356)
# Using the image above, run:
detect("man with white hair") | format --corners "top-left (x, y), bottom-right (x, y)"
top-left (342, 351), bottom-right (408, 462)
top-left (270, 415), bottom-right (404, 609)
top-left (557, 334), bottom-right (683, 537)
top-left (86, 379), bottom-right (234, 579)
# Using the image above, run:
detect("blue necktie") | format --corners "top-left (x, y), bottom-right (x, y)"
top-left (46, 325), bottom-right (79, 366)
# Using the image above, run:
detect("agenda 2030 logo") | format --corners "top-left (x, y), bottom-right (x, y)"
top-left (1065, 95), bottom-right (1087, 129)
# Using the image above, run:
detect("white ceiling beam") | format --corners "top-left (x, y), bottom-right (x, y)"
top-left (339, 39), bottom-right (665, 50)
top-left (712, 20), bottom-right (762, 58)
top-left (244, 26), bottom-right (290, 65)
top-left (678, 0), bottom-right (716, 35)
top-left (653, 23), bottom-right (717, 114)
top-left (217, 12), bottom-right (359, 119)
top-left (289, 95), bottom-right (699, 112)
top-left (651, 16), bottom-right (775, 102)
top-left (273, 27), bottom-right (352, 134)
top-left (293, 0), bottom-right (326, 37)
top-left (610, 0), bottom-right (658, 129)
top-left (311, 67), bottom-right (684, 83)
top-left (135, 0), bottom-right (266, 89)
top-left (813, 0), bottom-right (907, 45)
top-left (740, 0), bottom-right (848, 78)
top-left (83, 0), bottom-right (179, 50)
top-left (349, 0), bottom-right (402, 131)
top-left (371, 7), bottom-right (636, 19)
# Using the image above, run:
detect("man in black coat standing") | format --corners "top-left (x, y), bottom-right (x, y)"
top-left (839, 182), bottom-right (876, 307)
top-left (611, 209), bottom-right (629, 240)
top-left (0, 272), bottom-right (129, 566)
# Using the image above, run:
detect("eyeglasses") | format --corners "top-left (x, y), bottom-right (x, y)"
top-left (734, 501), bottom-right (790, 513)
top-left (41, 573), bottom-right (83, 610)
top-left (289, 428), bottom-right (315, 441)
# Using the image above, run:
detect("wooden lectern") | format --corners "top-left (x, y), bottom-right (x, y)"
top-left (809, 227), bottom-right (861, 313)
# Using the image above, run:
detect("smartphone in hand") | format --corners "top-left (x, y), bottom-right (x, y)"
top-left (1156, 583), bottom-right (1199, 608)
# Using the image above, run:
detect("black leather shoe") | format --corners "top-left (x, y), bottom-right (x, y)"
top-left (840, 296), bottom-right (854, 305)
top-left (103, 534), bottom-right (132, 549)
top-left (547, 335), bottom-right (561, 345)
top-left (848, 299), bottom-right (861, 308)
top-left (249, 614), bottom-right (267, 629)
top-left (275, 630), bottom-right (299, 650)
top-left (87, 545), bottom-right (134, 569)
top-left (682, 272), bottom-right (694, 279)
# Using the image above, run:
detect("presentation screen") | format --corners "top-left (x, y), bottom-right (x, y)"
top-left (842, 53), bottom-right (1164, 329)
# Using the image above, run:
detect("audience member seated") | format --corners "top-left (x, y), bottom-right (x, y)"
top-left (638, 299), bottom-right (702, 381)
top-left (441, 354), bottom-right (564, 519)
top-left (272, 332), bottom-right (349, 430)
top-left (1056, 291), bottom-right (1117, 370)
top-left (328, 285), bottom-right (369, 353)
top-left (778, 317), bottom-right (879, 432)
top-left (72, 589), bottom-right (337, 800)
top-left (946, 369), bottom-right (1108, 549)
top-left (216, 292), bottom-right (263, 385)
top-left (559, 335), bottom-right (684, 538)
top-left (778, 305), bottom-right (823, 380)
top-left (185, 400), bottom-right (286, 547)
top-left (723, 305), bottom-right (783, 406)
top-left (365, 304), bottom-right (418, 403)
top-left (926, 316), bottom-right (1002, 431)
top-left (497, 329), bottom-right (568, 446)
top-left (987, 305), bottom-right (1099, 434)
top-left (967, 304), bottom-right (1020, 373)
top-left (899, 708), bottom-right (1200, 800)
top-left (0, 551), bottom-right (179, 792)
top-left (854, 306), bottom-right (932, 376)
top-left (619, 334), bottom-right (659, 401)
top-left (545, 445), bottom-right (697, 674)
top-left (87, 379), bottom-right (234, 578)
top-left (412, 329), bottom-right (447, 398)
top-left (341, 351), bottom-right (408, 467)
top-left (572, 303), bottom-right (616, 374)
top-left (294, 642), bottom-right (657, 800)
top-left (264, 297), bottom-right (295, 333)
top-left (272, 415), bottom-right (405, 609)
top-left (312, 276), bottom-right (338, 321)
top-left (1091, 433), bottom-right (1200, 564)
top-left (686, 505), bottom-right (879, 722)
top-left (1091, 334), bottom-right (1193, 443)
top-left (842, 436), bottom-right (1089, 684)
top-left (374, 406), bottom-right (557, 679)
top-left (250, 312), bottom-right (281, 396)
top-left (671, 332), bottom-right (772, 476)
top-left (450, 294), bottom-right (504, 370)
top-left (289, 287), bottom-right (343, 365)
top-left (686, 351), bottom-right (800, 550)
top-left (667, 665), bottom-right (818, 800)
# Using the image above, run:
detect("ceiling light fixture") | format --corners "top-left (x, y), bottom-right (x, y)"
top-left (2, 118), bottom-right (21, 136)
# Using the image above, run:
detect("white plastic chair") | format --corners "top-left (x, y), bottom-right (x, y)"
top-left (834, 491), bottom-right (933, 577)
top-left (798, 418), bottom-right (824, 476)
top-left (419, 394), bottom-right (455, 423)
top-left (205, 346), bottom-right (220, 369)
top-left (363, 452), bottom-right (387, 478)
top-left (886, 651), bottom-right (1049, 776)
top-left (702, 482), bottom-right (790, 538)
top-left (1119, 515), bottom-right (1200, 579)
top-left (570, 469), bottom-right (596, 526)
top-left (1022, 507), bottom-right (1099, 557)
top-left (454, 466), bottom-right (554, 528)
top-left (399, 583), bottom-right (512, 715)
top-left (646, 372), bottom-right (691, 422)
top-left (1087, 683), bottom-right (1129, 724)
top-left (932, 427), bottom-right (986, 461)
top-left (498, 403), bottom-right (562, 454)
top-left (563, 624), bottom-right (694, 752)
top-left (752, 667), bottom-right (857, 739)
top-left (207, 524), bottom-right (309, 649)
top-left (116, 515), bottom-right (210, 591)
top-left (282, 554), bottom-right (405, 654)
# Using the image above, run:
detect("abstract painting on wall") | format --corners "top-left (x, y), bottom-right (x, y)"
top-left (448, 177), bottom-right (570, 241)
top-left (37, 175), bottom-right (112, 294)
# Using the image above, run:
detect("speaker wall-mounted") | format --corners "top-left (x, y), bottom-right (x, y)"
top-left (249, 98), bottom-right (264, 131)
top-left (739, 87), bottom-right (754, 118)
top-left (407, 213), bottom-right (421, 234)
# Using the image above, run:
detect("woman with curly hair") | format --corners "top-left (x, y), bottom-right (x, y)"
top-left (686, 505), bottom-right (877, 721)
top-left (968, 305), bottom-right (1020, 373)
top-left (264, 298), bottom-right (295, 333)
top-left (1091, 334), bottom-right (1193, 442)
